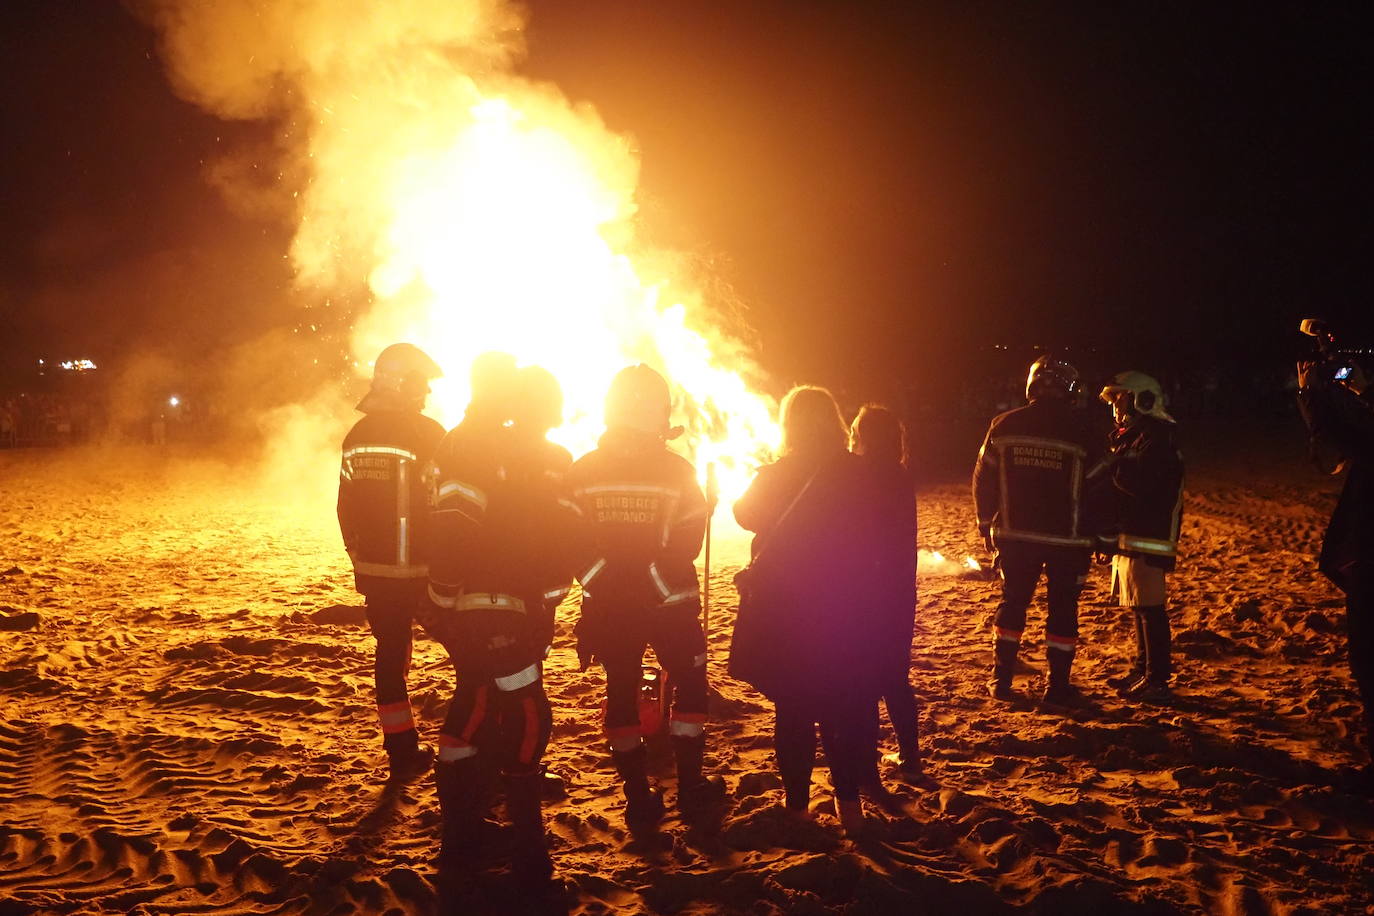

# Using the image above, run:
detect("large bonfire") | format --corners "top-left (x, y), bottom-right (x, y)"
top-left (139, 0), bottom-right (779, 501)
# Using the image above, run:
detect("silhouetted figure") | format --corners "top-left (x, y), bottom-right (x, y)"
top-left (849, 404), bottom-right (921, 783)
top-left (1297, 357), bottom-right (1374, 787)
top-left (732, 386), bottom-right (889, 836)
top-left (337, 343), bottom-right (445, 781)
top-left (1097, 372), bottom-right (1185, 700)
top-left (426, 357), bottom-right (582, 889)
top-left (568, 364), bottom-right (723, 831)
top-left (972, 356), bottom-right (1103, 708)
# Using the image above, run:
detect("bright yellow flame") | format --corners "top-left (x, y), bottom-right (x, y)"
top-left (929, 551), bottom-right (946, 564)
top-left (347, 81), bottom-right (779, 505)
top-left (964, 556), bottom-right (981, 571)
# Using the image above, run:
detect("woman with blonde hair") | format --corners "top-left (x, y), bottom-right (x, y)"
top-left (731, 385), bottom-right (888, 835)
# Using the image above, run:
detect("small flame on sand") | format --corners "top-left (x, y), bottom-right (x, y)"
top-left (965, 556), bottom-right (981, 571)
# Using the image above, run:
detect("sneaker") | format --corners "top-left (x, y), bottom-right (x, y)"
top-left (387, 743), bottom-right (435, 783)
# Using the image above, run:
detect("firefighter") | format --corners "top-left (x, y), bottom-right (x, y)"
top-left (426, 361), bottom-right (581, 886)
top-left (972, 355), bottom-right (1104, 707)
top-left (568, 364), bottom-right (723, 830)
top-left (337, 343), bottom-right (445, 781)
top-left (1098, 372), bottom-right (1185, 699)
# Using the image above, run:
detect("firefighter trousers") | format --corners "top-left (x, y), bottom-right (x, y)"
top-left (994, 543), bottom-right (1091, 655)
top-left (599, 603), bottom-right (708, 750)
top-left (365, 593), bottom-right (422, 752)
top-left (435, 610), bottom-right (552, 776)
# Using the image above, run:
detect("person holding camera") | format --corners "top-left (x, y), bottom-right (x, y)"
top-left (1297, 350), bottom-right (1374, 787)
top-left (1096, 372), bottom-right (1185, 700)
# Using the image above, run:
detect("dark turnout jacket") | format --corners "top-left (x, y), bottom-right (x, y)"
top-left (337, 409), bottom-right (446, 600)
top-left (1298, 383), bottom-right (1374, 592)
top-left (427, 420), bottom-right (584, 644)
top-left (567, 428), bottom-right (707, 613)
top-left (972, 398), bottom-right (1104, 550)
top-left (732, 451), bottom-right (895, 705)
top-left (1102, 415), bottom-right (1185, 570)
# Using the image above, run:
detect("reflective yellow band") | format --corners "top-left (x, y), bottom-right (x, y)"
top-left (992, 528), bottom-right (1093, 548)
top-left (494, 663), bottom-right (540, 692)
top-left (344, 445), bottom-right (417, 461)
top-left (455, 592), bottom-right (527, 614)
top-left (1117, 534), bottom-right (1176, 556)
top-left (353, 560), bottom-right (429, 578)
top-left (437, 479), bottom-right (488, 511)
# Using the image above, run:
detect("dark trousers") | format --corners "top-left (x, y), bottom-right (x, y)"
top-left (994, 543), bottom-right (1091, 649)
top-left (365, 595), bottom-right (418, 751)
top-left (774, 695), bottom-right (876, 804)
top-left (600, 604), bottom-right (709, 747)
top-left (1346, 563), bottom-right (1374, 751)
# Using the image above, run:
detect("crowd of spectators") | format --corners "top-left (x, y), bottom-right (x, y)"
top-left (0, 393), bottom-right (101, 447)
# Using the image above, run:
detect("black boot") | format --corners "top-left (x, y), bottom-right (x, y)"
top-left (989, 639), bottom-right (1019, 700)
top-left (433, 758), bottom-right (484, 874)
top-left (1126, 604), bottom-right (1172, 698)
top-left (1042, 647), bottom-right (1080, 708)
top-left (611, 744), bottom-right (664, 830)
top-left (672, 734), bottom-right (726, 816)
top-left (1107, 609), bottom-right (1148, 690)
top-left (504, 770), bottom-right (554, 886)
top-left (385, 728), bottom-right (434, 783)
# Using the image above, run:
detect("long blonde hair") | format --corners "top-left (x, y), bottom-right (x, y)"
top-left (779, 385), bottom-right (848, 459)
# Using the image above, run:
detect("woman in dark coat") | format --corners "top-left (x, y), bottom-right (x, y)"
top-left (849, 405), bottom-right (921, 783)
top-left (732, 386), bottom-right (889, 835)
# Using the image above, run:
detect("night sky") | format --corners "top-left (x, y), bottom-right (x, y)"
top-left (2, 1), bottom-right (1369, 398)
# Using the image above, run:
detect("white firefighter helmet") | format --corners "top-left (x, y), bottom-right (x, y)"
top-left (605, 364), bottom-right (682, 439)
top-left (356, 343), bottom-right (442, 412)
top-left (1099, 370), bottom-right (1173, 422)
top-left (1025, 355), bottom-right (1081, 402)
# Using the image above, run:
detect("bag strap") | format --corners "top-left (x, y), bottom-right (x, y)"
top-left (747, 464), bottom-right (824, 569)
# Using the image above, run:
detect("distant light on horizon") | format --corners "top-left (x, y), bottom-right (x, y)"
top-left (58, 359), bottom-right (98, 371)
top-left (168, 396), bottom-right (181, 407)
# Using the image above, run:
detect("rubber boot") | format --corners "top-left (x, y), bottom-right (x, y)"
top-left (504, 770), bottom-right (554, 886)
top-left (1041, 647), bottom-right (1080, 708)
top-left (385, 728), bottom-right (434, 783)
top-left (1127, 604), bottom-right (1173, 698)
top-left (433, 758), bottom-right (483, 874)
top-left (672, 734), bottom-right (726, 816)
top-left (611, 744), bottom-right (664, 830)
top-left (989, 639), bottom-right (1018, 700)
top-left (1107, 609), bottom-right (1147, 690)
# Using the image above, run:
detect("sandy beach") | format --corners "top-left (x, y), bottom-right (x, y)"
top-left (2, 443), bottom-right (1372, 914)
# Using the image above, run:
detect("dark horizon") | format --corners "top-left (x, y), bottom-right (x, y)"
top-left (2, 1), bottom-right (1369, 399)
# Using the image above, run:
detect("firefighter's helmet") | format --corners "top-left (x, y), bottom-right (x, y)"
top-left (605, 364), bottom-right (681, 438)
top-left (356, 343), bottom-right (442, 412)
top-left (513, 365), bottom-right (563, 433)
top-left (1025, 355), bottom-right (1081, 402)
top-left (1099, 370), bottom-right (1173, 421)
